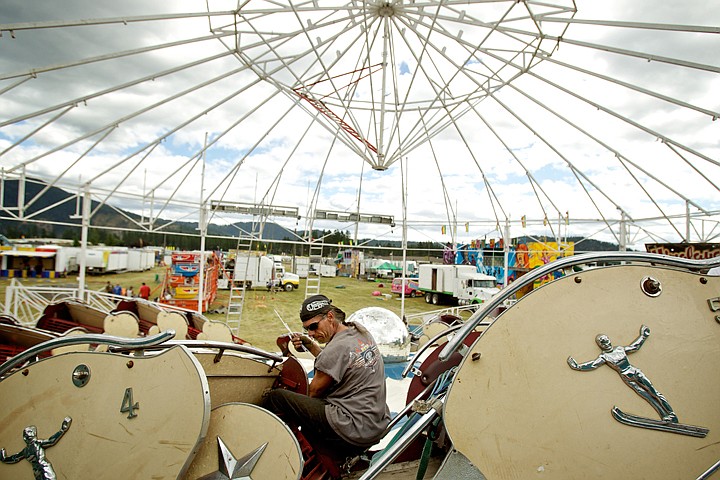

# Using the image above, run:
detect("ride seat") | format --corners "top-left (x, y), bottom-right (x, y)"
top-left (148, 311), bottom-right (189, 339)
top-left (36, 317), bottom-right (103, 335)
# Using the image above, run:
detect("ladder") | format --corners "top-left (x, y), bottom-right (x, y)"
top-left (224, 236), bottom-right (253, 334)
top-left (225, 209), bottom-right (268, 333)
top-left (304, 238), bottom-right (323, 298)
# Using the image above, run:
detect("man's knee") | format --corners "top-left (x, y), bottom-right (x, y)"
top-left (262, 387), bottom-right (291, 412)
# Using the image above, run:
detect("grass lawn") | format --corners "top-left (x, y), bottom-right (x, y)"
top-left (1, 267), bottom-right (458, 352)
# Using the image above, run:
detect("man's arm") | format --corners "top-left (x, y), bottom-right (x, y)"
top-left (0, 447), bottom-right (25, 464)
top-left (43, 417), bottom-right (72, 447)
top-left (308, 370), bottom-right (334, 398)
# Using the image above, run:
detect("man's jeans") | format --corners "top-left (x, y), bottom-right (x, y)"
top-left (262, 389), bottom-right (364, 459)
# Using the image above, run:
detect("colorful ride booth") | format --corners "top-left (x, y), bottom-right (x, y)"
top-left (448, 238), bottom-right (575, 299)
top-left (159, 251), bottom-right (220, 313)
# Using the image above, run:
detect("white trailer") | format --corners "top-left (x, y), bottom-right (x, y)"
top-left (229, 254), bottom-right (300, 291)
top-left (418, 264), bottom-right (499, 306)
top-left (127, 248), bottom-right (155, 271)
top-left (319, 264), bottom-right (337, 277)
top-left (55, 246), bottom-right (80, 274)
top-left (35, 245), bottom-right (80, 275)
top-left (84, 247), bottom-right (129, 273)
top-left (308, 262), bottom-right (337, 277)
top-left (295, 257), bottom-right (310, 278)
top-left (127, 249), bottom-right (142, 272)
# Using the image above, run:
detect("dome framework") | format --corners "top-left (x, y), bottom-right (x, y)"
top-left (1, 0), bottom-right (718, 251)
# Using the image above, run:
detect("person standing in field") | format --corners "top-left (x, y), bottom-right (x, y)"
top-left (138, 282), bottom-right (151, 300)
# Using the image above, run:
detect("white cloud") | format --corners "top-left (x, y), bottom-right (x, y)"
top-left (1, 0), bottom-right (718, 250)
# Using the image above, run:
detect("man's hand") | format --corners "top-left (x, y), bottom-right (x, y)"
top-left (290, 333), bottom-right (312, 352)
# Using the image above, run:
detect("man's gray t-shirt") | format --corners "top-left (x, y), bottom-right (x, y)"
top-left (315, 325), bottom-right (391, 447)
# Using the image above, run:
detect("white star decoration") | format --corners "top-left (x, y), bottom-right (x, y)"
top-left (198, 437), bottom-right (268, 480)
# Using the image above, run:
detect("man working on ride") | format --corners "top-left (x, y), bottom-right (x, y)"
top-left (263, 294), bottom-right (390, 463)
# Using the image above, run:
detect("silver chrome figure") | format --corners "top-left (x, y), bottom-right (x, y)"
top-left (0, 417), bottom-right (72, 480)
top-left (567, 325), bottom-right (677, 422)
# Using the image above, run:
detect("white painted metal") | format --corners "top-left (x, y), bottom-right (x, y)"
top-left (0, 0), bottom-right (717, 251)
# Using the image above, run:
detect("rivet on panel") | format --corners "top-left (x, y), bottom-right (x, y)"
top-left (640, 276), bottom-right (662, 297)
top-left (72, 364), bottom-right (91, 387)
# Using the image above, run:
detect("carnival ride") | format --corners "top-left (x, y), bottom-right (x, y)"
top-left (0, 252), bottom-right (718, 480)
top-left (1, 0), bottom-right (718, 332)
top-left (159, 251), bottom-right (221, 313)
top-left (1, 3), bottom-right (720, 475)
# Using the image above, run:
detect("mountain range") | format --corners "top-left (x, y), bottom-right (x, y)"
top-left (1, 178), bottom-right (623, 252)
top-left (0, 178), bottom-right (297, 246)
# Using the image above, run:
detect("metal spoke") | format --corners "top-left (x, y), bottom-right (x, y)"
top-left (0, 0), bottom-right (716, 249)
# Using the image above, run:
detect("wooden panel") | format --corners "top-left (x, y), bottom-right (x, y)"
top-left (0, 346), bottom-right (210, 480)
top-left (183, 402), bottom-right (302, 480)
top-left (445, 265), bottom-right (720, 479)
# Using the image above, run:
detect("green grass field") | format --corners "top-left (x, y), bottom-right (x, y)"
top-left (1, 267), bottom-right (456, 352)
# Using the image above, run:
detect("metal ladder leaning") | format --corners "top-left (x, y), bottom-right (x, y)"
top-left (304, 238), bottom-right (323, 298)
top-left (225, 209), bottom-right (268, 333)
top-left (224, 236), bottom-right (254, 334)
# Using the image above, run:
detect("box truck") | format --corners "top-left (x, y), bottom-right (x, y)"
top-left (221, 254), bottom-right (300, 291)
top-left (418, 264), bottom-right (499, 306)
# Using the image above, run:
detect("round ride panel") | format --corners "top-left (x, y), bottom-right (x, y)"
top-left (0, 345), bottom-right (210, 480)
top-left (445, 265), bottom-right (720, 479)
top-left (183, 402), bottom-right (303, 480)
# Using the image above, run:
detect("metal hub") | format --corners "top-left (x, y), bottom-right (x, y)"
top-left (377, 2), bottom-right (396, 17)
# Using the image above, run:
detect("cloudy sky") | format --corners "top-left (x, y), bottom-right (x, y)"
top-left (1, 0), bottom-right (718, 251)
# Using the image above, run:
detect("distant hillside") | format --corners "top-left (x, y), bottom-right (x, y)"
top-left (0, 179), bottom-right (622, 253)
top-left (0, 179), bottom-right (297, 249)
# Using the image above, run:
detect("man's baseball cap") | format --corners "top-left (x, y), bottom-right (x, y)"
top-left (300, 294), bottom-right (333, 322)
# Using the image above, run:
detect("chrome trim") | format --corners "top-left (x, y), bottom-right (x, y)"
top-left (111, 339), bottom-right (284, 364)
top-left (0, 331), bottom-right (176, 379)
top-left (697, 459), bottom-right (720, 480)
top-left (358, 396), bottom-right (445, 480)
top-left (384, 379), bottom-right (439, 434)
top-left (402, 324), bottom-right (465, 378)
top-left (439, 252), bottom-right (720, 361)
top-left (611, 406), bottom-right (708, 438)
